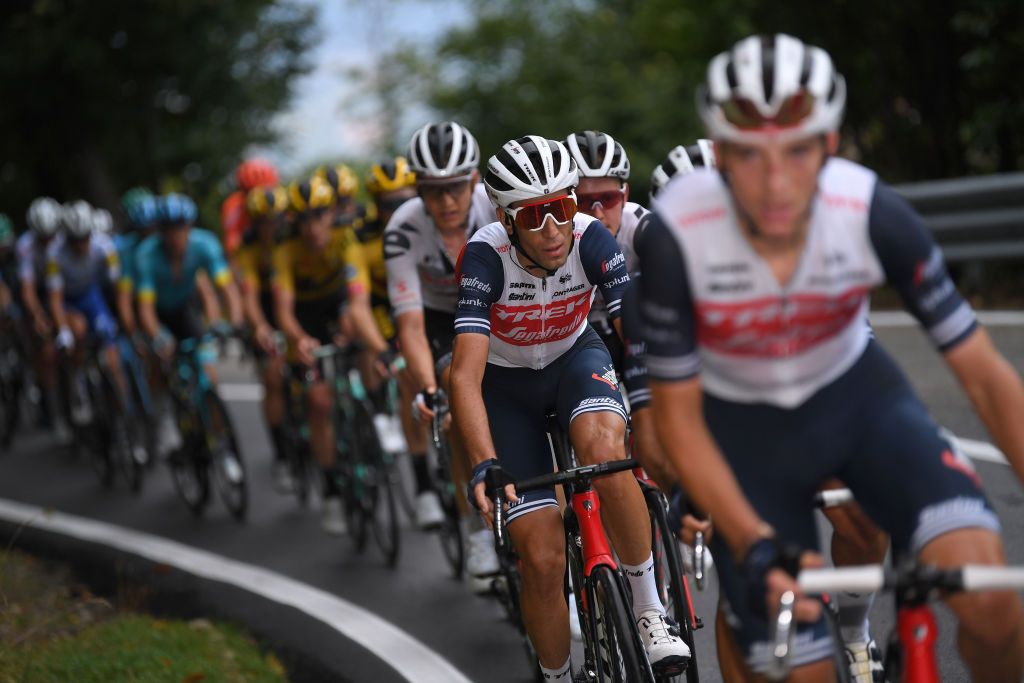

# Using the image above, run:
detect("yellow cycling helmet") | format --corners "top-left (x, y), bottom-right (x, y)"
top-left (366, 156), bottom-right (417, 195)
top-left (246, 186), bottom-right (288, 219)
top-left (315, 164), bottom-right (359, 198)
top-left (288, 176), bottom-right (335, 214)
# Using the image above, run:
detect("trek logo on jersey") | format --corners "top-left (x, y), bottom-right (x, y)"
top-left (591, 364), bottom-right (618, 390)
top-left (696, 287), bottom-right (870, 357)
top-left (491, 290), bottom-right (591, 345)
top-left (460, 275), bottom-right (492, 294)
top-left (601, 252), bottom-right (625, 273)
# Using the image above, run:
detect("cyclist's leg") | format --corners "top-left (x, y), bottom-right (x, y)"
top-left (482, 360), bottom-right (567, 669)
top-left (78, 286), bottom-right (129, 402)
top-left (700, 387), bottom-right (841, 679)
top-left (836, 358), bottom-right (1022, 681)
top-left (261, 351), bottom-right (287, 463)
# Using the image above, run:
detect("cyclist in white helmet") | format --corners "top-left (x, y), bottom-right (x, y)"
top-left (649, 140), bottom-right (716, 201)
top-left (383, 121), bottom-right (501, 587)
top-left (18, 197), bottom-right (72, 443)
top-left (638, 33), bottom-right (1024, 681)
top-left (455, 135), bottom-right (692, 679)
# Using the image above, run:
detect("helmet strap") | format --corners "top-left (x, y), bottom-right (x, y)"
top-left (507, 220), bottom-right (576, 279)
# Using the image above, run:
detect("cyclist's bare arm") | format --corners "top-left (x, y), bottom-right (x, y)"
top-left (137, 297), bottom-right (161, 341)
top-left (195, 271), bottom-right (221, 323)
top-left (450, 333), bottom-right (504, 511)
top-left (650, 376), bottom-right (767, 558)
top-left (47, 286), bottom-right (70, 332)
top-left (396, 309), bottom-right (437, 392)
top-left (944, 327), bottom-right (1024, 483)
top-left (240, 279), bottom-right (269, 333)
top-left (217, 276), bottom-right (243, 327)
top-left (116, 286), bottom-right (135, 335)
top-left (345, 290), bottom-right (388, 355)
top-left (20, 280), bottom-right (48, 330)
top-left (271, 285), bottom-right (307, 346)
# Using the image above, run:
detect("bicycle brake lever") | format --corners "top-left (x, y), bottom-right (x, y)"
top-left (766, 590), bottom-right (796, 682)
top-left (694, 530), bottom-right (706, 590)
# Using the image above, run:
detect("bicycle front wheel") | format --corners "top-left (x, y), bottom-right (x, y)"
top-left (649, 492), bottom-right (699, 682)
top-left (588, 565), bottom-right (650, 683)
top-left (205, 391), bottom-right (248, 522)
top-left (356, 405), bottom-right (400, 567)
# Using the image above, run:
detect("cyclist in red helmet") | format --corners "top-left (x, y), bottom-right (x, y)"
top-left (221, 158), bottom-right (280, 260)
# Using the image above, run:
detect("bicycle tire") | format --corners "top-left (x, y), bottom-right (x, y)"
top-left (83, 369), bottom-right (115, 489)
top-left (169, 393), bottom-right (210, 516)
top-left (356, 403), bottom-right (400, 567)
top-left (648, 491), bottom-right (699, 682)
top-left (429, 434), bottom-right (465, 578)
top-left (588, 565), bottom-right (650, 683)
top-left (205, 391), bottom-right (248, 522)
top-left (102, 372), bottom-right (143, 495)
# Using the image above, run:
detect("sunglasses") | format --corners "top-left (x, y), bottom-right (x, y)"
top-left (720, 91), bottom-right (817, 130)
top-left (504, 192), bottom-right (578, 232)
top-left (577, 187), bottom-right (626, 214)
top-left (418, 179), bottom-right (472, 201)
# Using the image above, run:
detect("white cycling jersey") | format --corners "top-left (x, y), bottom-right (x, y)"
top-left (639, 157), bottom-right (976, 408)
top-left (16, 232), bottom-right (50, 287)
top-left (588, 201), bottom-right (648, 333)
top-left (454, 213), bottom-right (630, 369)
top-left (46, 233), bottom-right (120, 299)
top-left (383, 183), bottom-right (494, 316)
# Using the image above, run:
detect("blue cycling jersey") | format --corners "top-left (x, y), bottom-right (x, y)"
top-left (134, 228), bottom-right (230, 310)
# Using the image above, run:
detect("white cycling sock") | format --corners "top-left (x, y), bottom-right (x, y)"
top-left (837, 590), bottom-right (875, 644)
top-left (621, 553), bottom-right (663, 618)
top-left (540, 655), bottom-right (571, 680)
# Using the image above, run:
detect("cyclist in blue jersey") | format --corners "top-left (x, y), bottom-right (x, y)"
top-left (639, 34), bottom-right (1024, 682)
top-left (454, 136), bottom-right (691, 679)
top-left (135, 193), bottom-right (242, 451)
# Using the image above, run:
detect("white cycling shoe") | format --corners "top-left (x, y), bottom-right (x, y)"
top-left (636, 609), bottom-right (691, 675)
top-left (844, 638), bottom-right (886, 683)
top-left (414, 490), bottom-right (445, 530)
top-left (272, 461), bottom-right (295, 494)
top-left (466, 527), bottom-right (500, 594)
top-left (321, 496), bottom-right (348, 536)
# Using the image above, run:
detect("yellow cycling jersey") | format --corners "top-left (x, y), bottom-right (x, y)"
top-left (236, 242), bottom-right (274, 295)
top-left (272, 227), bottom-right (369, 304)
top-left (354, 220), bottom-right (387, 303)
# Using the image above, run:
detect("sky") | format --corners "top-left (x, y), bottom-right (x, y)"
top-left (263, 0), bottom-right (470, 176)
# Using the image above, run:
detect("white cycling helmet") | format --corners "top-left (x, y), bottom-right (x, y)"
top-left (565, 130), bottom-right (630, 181)
top-left (92, 207), bottom-right (113, 235)
top-left (26, 197), bottom-right (63, 238)
top-left (61, 200), bottom-right (94, 240)
top-left (650, 140), bottom-right (716, 200)
top-left (407, 121), bottom-right (480, 180)
top-left (484, 135), bottom-right (579, 209)
top-left (698, 33), bottom-right (845, 143)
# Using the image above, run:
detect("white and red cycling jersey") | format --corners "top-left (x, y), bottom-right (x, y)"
top-left (455, 214), bottom-right (630, 369)
top-left (383, 183), bottom-right (494, 317)
top-left (588, 201), bottom-right (648, 335)
top-left (638, 157), bottom-right (976, 408)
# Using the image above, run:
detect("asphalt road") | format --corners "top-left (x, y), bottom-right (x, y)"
top-left (1, 320), bottom-right (1022, 682)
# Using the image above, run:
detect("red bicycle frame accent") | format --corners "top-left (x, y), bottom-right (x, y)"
top-left (897, 604), bottom-right (939, 683)
top-left (573, 487), bottom-right (617, 578)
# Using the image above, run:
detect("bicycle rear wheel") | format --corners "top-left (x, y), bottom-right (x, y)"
top-left (83, 370), bottom-right (115, 489)
top-left (102, 372), bottom-right (143, 494)
top-left (206, 391), bottom-right (248, 522)
top-left (356, 404), bottom-right (400, 567)
top-left (648, 490), bottom-right (699, 681)
top-left (588, 565), bottom-right (651, 683)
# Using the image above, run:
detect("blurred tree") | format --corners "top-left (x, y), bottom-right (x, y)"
top-left (374, 0), bottom-right (1023, 198)
top-left (0, 0), bottom-right (317, 229)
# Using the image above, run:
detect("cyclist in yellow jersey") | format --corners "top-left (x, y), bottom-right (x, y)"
top-left (273, 176), bottom-right (390, 535)
top-left (315, 163), bottom-right (368, 231)
top-left (237, 185), bottom-right (294, 492)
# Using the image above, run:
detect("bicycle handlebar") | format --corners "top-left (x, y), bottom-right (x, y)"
top-left (813, 488), bottom-right (855, 509)
top-left (768, 563), bottom-right (1024, 679)
top-left (515, 458), bottom-right (639, 494)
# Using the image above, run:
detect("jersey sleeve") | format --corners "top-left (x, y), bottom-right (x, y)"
top-left (453, 241), bottom-right (503, 336)
top-left (44, 244), bottom-right (62, 292)
top-left (271, 242), bottom-right (295, 295)
top-left (579, 220), bottom-right (629, 319)
top-left (198, 230), bottom-right (232, 287)
top-left (98, 235), bottom-right (121, 284)
top-left (868, 182), bottom-right (977, 351)
top-left (636, 213), bottom-right (700, 381)
top-left (17, 238), bottom-right (36, 285)
top-left (134, 240), bottom-right (156, 304)
top-left (341, 229), bottom-right (371, 298)
top-left (383, 220), bottom-right (424, 316)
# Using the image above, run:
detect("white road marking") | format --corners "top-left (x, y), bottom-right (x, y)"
top-left (871, 310), bottom-right (1024, 327)
top-left (0, 498), bottom-right (471, 683)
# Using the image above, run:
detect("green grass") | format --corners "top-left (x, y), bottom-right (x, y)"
top-left (0, 551), bottom-right (289, 683)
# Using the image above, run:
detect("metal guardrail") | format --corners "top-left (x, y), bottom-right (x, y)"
top-left (894, 173), bottom-right (1024, 263)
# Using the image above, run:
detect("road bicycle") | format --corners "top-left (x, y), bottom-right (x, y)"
top-left (423, 389), bottom-right (465, 578)
top-left (316, 344), bottom-right (401, 567)
top-left (165, 331), bottom-right (248, 521)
